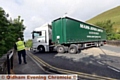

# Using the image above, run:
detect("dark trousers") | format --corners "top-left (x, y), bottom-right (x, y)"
top-left (18, 49), bottom-right (26, 64)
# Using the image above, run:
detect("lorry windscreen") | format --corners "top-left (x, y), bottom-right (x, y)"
top-left (32, 31), bottom-right (45, 39)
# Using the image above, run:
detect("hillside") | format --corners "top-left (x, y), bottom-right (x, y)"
top-left (87, 6), bottom-right (120, 32)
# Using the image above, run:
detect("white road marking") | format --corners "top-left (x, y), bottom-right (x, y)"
top-left (97, 61), bottom-right (104, 65)
top-left (108, 66), bottom-right (120, 72)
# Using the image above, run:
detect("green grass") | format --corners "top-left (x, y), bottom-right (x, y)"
top-left (86, 6), bottom-right (120, 32)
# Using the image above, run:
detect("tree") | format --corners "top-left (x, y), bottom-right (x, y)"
top-left (12, 16), bottom-right (26, 40)
top-left (0, 7), bottom-right (26, 57)
top-left (25, 39), bottom-right (32, 48)
top-left (0, 7), bottom-right (9, 56)
top-left (95, 20), bottom-right (115, 40)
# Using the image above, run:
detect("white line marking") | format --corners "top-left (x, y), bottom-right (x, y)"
top-left (97, 61), bottom-right (104, 65)
top-left (108, 66), bottom-right (120, 72)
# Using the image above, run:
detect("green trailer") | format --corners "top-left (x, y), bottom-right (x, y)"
top-left (52, 17), bottom-right (106, 53)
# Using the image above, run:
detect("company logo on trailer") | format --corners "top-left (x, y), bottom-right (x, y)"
top-left (80, 24), bottom-right (103, 32)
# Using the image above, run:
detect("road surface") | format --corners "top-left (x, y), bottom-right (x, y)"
top-left (31, 45), bottom-right (120, 79)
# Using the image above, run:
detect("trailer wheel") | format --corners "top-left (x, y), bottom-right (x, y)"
top-left (95, 42), bottom-right (100, 47)
top-left (68, 46), bottom-right (77, 54)
top-left (38, 46), bottom-right (45, 52)
top-left (100, 42), bottom-right (104, 46)
top-left (57, 46), bottom-right (65, 53)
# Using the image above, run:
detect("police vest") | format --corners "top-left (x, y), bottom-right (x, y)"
top-left (16, 41), bottom-right (25, 51)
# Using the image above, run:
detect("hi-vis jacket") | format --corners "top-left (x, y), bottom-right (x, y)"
top-left (16, 41), bottom-right (25, 51)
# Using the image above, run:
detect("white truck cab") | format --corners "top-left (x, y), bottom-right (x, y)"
top-left (32, 24), bottom-right (52, 52)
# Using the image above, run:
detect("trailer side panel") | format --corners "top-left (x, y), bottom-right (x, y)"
top-left (52, 17), bottom-right (106, 44)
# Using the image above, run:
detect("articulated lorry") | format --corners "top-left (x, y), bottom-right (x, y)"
top-left (32, 16), bottom-right (106, 53)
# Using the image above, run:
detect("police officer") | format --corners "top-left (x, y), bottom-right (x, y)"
top-left (15, 38), bottom-right (27, 64)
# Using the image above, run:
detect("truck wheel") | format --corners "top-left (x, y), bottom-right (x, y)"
top-left (68, 46), bottom-right (77, 54)
top-left (57, 46), bottom-right (65, 53)
top-left (38, 46), bottom-right (45, 52)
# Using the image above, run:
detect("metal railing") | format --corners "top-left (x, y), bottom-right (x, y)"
top-left (0, 49), bottom-right (15, 74)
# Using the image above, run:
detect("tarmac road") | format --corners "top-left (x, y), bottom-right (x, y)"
top-left (31, 45), bottom-right (120, 79)
top-left (13, 51), bottom-right (47, 74)
top-left (101, 45), bottom-right (120, 53)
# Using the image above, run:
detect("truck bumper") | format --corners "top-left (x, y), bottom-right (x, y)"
top-left (31, 47), bottom-right (39, 52)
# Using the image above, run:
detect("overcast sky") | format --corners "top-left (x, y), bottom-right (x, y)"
top-left (1, 0), bottom-right (120, 40)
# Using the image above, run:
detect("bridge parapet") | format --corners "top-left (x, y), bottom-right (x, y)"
top-left (107, 40), bottom-right (120, 46)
